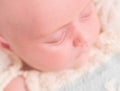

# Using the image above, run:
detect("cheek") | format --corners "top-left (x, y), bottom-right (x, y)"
top-left (90, 4), bottom-right (101, 43)
top-left (81, 6), bottom-right (100, 45)
top-left (37, 45), bottom-right (72, 66)
top-left (16, 43), bottom-right (74, 71)
top-left (86, 21), bottom-right (100, 44)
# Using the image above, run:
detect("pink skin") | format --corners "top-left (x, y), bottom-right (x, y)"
top-left (0, 0), bottom-right (100, 72)
top-left (4, 76), bottom-right (27, 91)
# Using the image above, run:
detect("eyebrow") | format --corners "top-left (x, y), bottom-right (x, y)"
top-left (32, 22), bottom-right (70, 40)
top-left (51, 22), bottom-right (70, 34)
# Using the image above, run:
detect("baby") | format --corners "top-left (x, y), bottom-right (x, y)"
top-left (0, 0), bottom-right (100, 71)
top-left (0, 0), bottom-right (120, 91)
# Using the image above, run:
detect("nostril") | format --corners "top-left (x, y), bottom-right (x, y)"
top-left (73, 34), bottom-right (89, 49)
top-left (1, 42), bottom-right (11, 50)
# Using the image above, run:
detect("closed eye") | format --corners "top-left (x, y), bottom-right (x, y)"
top-left (79, 3), bottom-right (92, 20)
top-left (41, 26), bottom-right (68, 45)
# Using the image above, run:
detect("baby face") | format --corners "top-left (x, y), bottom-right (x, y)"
top-left (2, 0), bottom-right (100, 71)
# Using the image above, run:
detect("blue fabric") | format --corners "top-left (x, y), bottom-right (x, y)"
top-left (56, 53), bottom-right (120, 91)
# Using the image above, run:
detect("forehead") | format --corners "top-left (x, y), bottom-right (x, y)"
top-left (2, 0), bottom-right (90, 37)
top-left (32, 0), bottom-right (90, 36)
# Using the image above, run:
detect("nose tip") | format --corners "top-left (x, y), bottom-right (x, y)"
top-left (70, 20), bottom-right (86, 47)
top-left (73, 37), bottom-right (82, 47)
top-left (73, 35), bottom-right (87, 48)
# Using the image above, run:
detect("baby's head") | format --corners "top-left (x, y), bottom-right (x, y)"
top-left (0, 0), bottom-right (100, 72)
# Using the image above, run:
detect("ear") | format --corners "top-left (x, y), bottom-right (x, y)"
top-left (0, 35), bottom-right (11, 51)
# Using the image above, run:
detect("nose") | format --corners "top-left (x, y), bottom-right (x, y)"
top-left (70, 19), bottom-right (86, 47)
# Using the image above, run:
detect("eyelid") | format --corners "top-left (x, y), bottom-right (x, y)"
top-left (79, 3), bottom-right (92, 19)
top-left (42, 27), bottom-right (68, 45)
top-left (51, 30), bottom-right (67, 45)
top-left (40, 22), bottom-right (70, 42)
